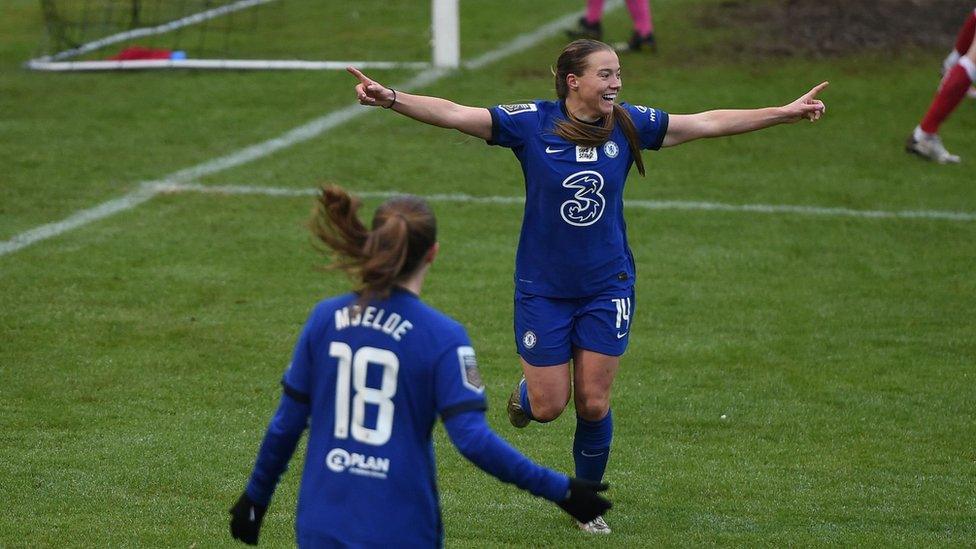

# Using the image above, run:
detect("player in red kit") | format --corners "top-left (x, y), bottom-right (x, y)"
top-left (906, 8), bottom-right (976, 164)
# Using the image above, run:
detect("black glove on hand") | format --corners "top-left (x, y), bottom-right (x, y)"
top-left (556, 477), bottom-right (611, 523)
top-left (229, 492), bottom-right (268, 545)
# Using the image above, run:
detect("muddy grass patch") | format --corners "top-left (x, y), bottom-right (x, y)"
top-left (700, 0), bottom-right (975, 57)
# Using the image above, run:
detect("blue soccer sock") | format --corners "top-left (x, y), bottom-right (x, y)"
top-left (518, 378), bottom-right (537, 422)
top-left (572, 409), bottom-right (613, 482)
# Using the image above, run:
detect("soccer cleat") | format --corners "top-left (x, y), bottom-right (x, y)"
top-left (905, 133), bottom-right (961, 164)
top-left (506, 378), bottom-right (530, 428)
top-left (615, 31), bottom-right (656, 53)
top-left (577, 515), bottom-right (611, 534)
top-left (566, 17), bottom-right (603, 41)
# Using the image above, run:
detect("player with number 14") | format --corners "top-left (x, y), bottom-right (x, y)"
top-left (349, 39), bottom-right (826, 534)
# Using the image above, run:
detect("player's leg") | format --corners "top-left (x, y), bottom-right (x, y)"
top-left (585, 0), bottom-right (605, 26)
top-left (568, 349), bottom-right (619, 534)
top-left (567, 290), bottom-right (633, 534)
top-left (572, 348), bottom-right (619, 478)
top-left (621, 0), bottom-right (655, 52)
top-left (570, 290), bottom-right (632, 480)
top-left (513, 358), bottom-right (571, 423)
top-left (943, 9), bottom-right (976, 75)
top-left (566, 0), bottom-right (604, 40)
top-left (908, 53), bottom-right (974, 162)
top-left (508, 291), bottom-right (574, 426)
top-left (908, 11), bottom-right (976, 163)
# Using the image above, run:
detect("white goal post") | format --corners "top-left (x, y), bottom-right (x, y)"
top-left (27, 0), bottom-right (460, 72)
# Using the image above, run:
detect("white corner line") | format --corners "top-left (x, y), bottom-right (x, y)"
top-left (2, 5), bottom-right (606, 258)
top-left (0, 182), bottom-right (161, 256)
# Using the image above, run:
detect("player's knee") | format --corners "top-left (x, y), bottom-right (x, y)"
top-left (528, 385), bottom-right (569, 423)
top-left (575, 395), bottom-right (610, 421)
top-left (531, 403), bottom-right (566, 423)
top-left (529, 393), bottom-right (569, 422)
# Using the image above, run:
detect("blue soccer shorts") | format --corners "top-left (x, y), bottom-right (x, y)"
top-left (514, 288), bottom-right (635, 366)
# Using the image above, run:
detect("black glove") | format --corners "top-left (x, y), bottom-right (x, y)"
top-left (556, 477), bottom-right (611, 523)
top-left (229, 492), bottom-right (268, 545)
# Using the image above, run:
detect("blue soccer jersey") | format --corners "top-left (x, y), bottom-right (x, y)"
top-left (244, 288), bottom-right (568, 547)
top-left (488, 100), bottom-right (669, 298)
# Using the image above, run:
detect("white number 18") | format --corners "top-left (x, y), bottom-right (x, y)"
top-left (328, 342), bottom-right (399, 446)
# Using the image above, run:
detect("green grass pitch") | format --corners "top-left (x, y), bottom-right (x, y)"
top-left (2, 0), bottom-right (975, 546)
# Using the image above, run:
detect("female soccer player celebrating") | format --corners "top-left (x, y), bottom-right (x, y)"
top-left (348, 39), bottom-right (826, 534)
top-left (230, 186), bottom-right (610, 546)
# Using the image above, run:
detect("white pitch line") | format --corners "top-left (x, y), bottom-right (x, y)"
top-left (2, 4), bottom-right (616, 258)
top-left (625, 199), bottom-right (976, 221)
top-left (156, 182), bottom-right (976, 222)
top-left (0, 183), bottom-right (160, 256)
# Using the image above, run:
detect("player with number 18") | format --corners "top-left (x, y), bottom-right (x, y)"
top-left (229, 185), bottom-right (610, 546)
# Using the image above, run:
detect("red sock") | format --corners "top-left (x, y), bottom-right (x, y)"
top-left (955, 11), bottom-right (976, 54)
top-left (920, 63), bottom-right (972, 133)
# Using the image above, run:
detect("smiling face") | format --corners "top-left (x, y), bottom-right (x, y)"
top-left (565, 48), bottom-right (621, 121)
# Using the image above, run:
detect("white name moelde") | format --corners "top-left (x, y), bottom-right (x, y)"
top-left (335, 305), bottom-right (413, 341)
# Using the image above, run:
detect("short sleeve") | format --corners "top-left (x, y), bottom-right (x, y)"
top-left (623, 103), bottom-right (669, 150)
top-left (281, 308), bottom-right (318, 402)
top-left (434, 327), bottom-right (487, 420)
top-left (487, 102), bottom-right (541, 148)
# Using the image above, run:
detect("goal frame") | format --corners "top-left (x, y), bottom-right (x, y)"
top-left (27, 0), bottom-right (460, 72)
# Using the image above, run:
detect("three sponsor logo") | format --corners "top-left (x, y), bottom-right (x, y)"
top-left (560, 170), bottom-right (605, 226)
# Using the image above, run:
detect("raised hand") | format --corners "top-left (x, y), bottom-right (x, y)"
top-left (347, 66), bottom-right (396, 108)
top-left (784, 81), bottom-right (829, 122)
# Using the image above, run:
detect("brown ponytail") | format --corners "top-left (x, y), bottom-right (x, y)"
top-left (310, 185), bottom-right (437, 304)
top-left (552, 39), bottom-right (646, 176)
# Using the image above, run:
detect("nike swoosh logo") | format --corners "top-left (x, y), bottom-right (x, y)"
top-left (545, 146), bottom-right (566, 153)
top-left (249, 507), bottom-right (256, 521)
top-left (616, 332), bottom-right (628, 339)
top-left (580, 450), bottom-right (605, 458)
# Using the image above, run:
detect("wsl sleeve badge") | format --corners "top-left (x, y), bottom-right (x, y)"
top-left (457, 346), bottom-right (485, 393)
top-left (498, 103), bottom-right (537, 115)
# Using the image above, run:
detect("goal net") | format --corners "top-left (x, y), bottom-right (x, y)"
top-left (28, 0), bottom-right (459, 71)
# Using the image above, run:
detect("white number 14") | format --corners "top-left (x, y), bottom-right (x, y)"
top-left (612, 297), bottom-right (631, 329)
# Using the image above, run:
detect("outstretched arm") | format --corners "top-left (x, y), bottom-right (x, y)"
top-left (443, 409), bottom-right (611, 523)
top-left (348, 66), bottom-right (493, 141)
top-left (662, 81), bottom-right (828, 147)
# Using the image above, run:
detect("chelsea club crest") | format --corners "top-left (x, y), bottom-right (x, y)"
top-left (603, 141), bottom-right (619, 158)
